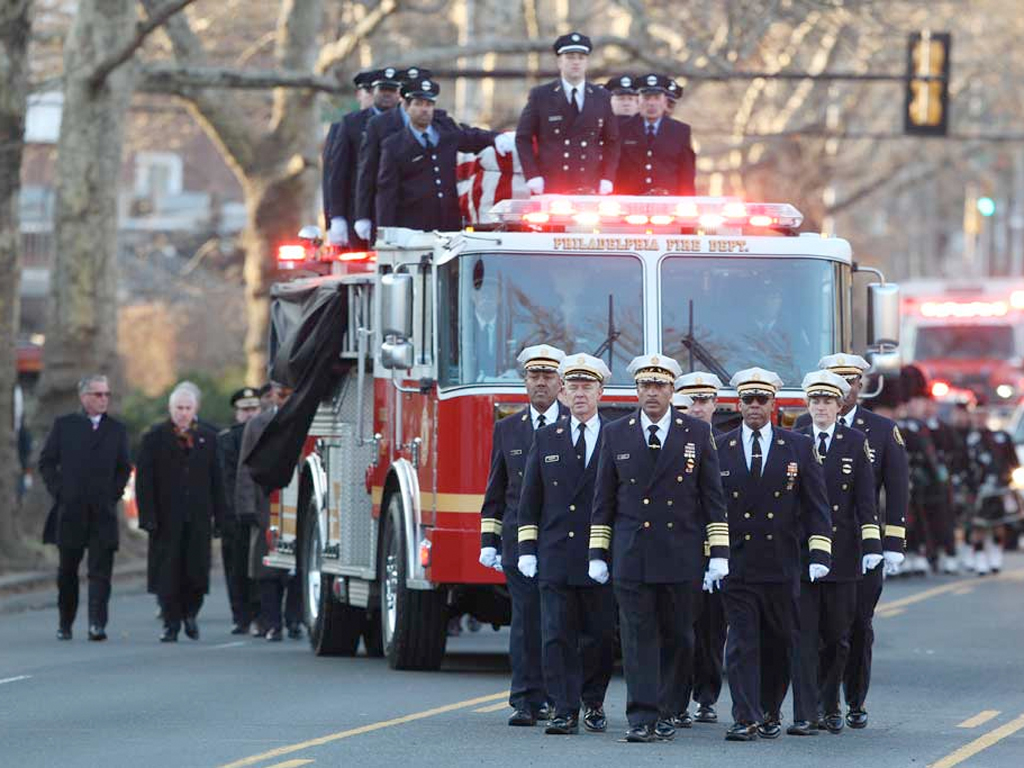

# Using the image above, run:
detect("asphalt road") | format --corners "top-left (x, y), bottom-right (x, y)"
top-left (3, 558), bottom-right (1024, 768)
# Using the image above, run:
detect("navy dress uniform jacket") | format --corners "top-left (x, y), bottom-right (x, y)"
top-left (614, 114), bottom-right (696, 196)
top-left (717, 427), bottom-right (831, 582)
top-left (480, 403), bottom-right (570, 569)
top-left (355, 107), bottom-right (457, 223)
top-left (589, 408), bottom-right (728, 583)
top-left (797, 407), bottom-right (908, 552)
top-left (324, 107), bottom-right (375, 224)
top-left (518, 417), bottom-right (605, 586)
top-left (797, 424), bottom-right (881, 581)
top-left (376, 123), bottom-right (496, 232)
top-left (515, 80), bottom-right (620, 194)
top-left (38, 413), bottom-right (132, 550)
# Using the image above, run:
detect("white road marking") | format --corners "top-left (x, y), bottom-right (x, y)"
top-left (210, 641), bottom-right (248, 650)
top-left (0, 675), bottom-right (31, 685)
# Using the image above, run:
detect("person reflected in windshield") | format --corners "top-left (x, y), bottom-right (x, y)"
top-left (470, 265), bottom-right (504, 381)
top-left (749, 280), bottom-right (811, 371)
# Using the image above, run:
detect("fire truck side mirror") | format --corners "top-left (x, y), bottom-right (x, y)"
top-left (866, 282), bottom-right (900, 349)
top-left (381, 273), bottom-right (414, 339)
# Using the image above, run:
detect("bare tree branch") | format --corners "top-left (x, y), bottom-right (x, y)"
top-left (315, 0), bottom-right (401, 75)
top-left (89, 0), bottom-right (199, 89)
top-left (137, 63), bottom-right (340, 93)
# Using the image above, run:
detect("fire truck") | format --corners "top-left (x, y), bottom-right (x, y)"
top-left (900, 278), bottom-right (1024, 420)
top-left (257, 194), bottom-right (901, 670)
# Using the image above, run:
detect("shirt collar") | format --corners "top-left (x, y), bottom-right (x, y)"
top-left (842, 405), bottom-right (857, 426)
top-left (644, 117), bottom-right (662, 133)
top-left (571, 412), bottom-right (601, 433)
top-left (89, 414), bottom-right (102, 426)
top-left (813, 421), bottom-right (836, 440)
top-left (640, 408), bottom-right (672, 433)
top-left (399, 107), bottom-right (410, 126)
top-left (531, 401), bottom-right (560, 426)
top-left (742, 421), bottom-right (772, 443)
top-left (562, 78), bottom-right (586, 97)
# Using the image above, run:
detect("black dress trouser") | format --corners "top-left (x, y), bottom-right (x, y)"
top-left (58, 544), bottom-right (115, 629)
top-left (505, 564), bottom-right (547, 713)
top-left (790, 579), bottom-right (858, 721)
top-left (844, 564), bottom-right (884, 709)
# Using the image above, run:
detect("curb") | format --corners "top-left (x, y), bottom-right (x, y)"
top-left (0, 559), bottom-right (149, 596)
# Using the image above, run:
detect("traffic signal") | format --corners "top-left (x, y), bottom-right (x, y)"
top-left (905, 31), bottom-right (950, 136)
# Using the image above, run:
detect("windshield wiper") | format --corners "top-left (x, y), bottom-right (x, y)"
top-left (591, 294), bottom-right (620, 368)
top-left (680, 300), bottom-right (730, 381)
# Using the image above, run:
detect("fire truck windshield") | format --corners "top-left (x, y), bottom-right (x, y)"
top-left (914, 324), bottom-right (1015, 360)
top-left (660, 256), bottom-right (840, 384)
top-left (438, 253), bottom-right (644, 387)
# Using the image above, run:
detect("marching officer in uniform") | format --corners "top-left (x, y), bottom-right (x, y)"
top-left (323, 68), bottom-right (399, 248)
top-left (217, 387), bottom-right (262, 634)
top-left (666, 79), bottom-right (682, 114)
top-left (588, 353), bottom-right (728, 743)
top-left (479, 345), bottom-right (569, 726)
top-left (789, 371), bottom-right (882, 736)
top-left (797, 354), bottom-right (908, 729)
top-left (604, 74), bottom-right (640, 118)
top-left (376, 78), bottom-right (509, 232)
top-left (517, 354), bottom-right (616, 736)
top-left (615, 74), bottom-right (696, 196)
top-left (515, 32), bottom-right (620, 196)
top-left (718, 367), bottom-right (831, 741)
top-left (673, 372), bottom-right (728, 725)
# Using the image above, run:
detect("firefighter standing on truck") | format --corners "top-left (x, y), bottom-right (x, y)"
top-left (516, 353), bottom-right (616, 736)
top-left (588, 353), bottom-right (728, 744)
top-left (479, 345), bottom-right (569, 727)
top-left (515, 32), bottom-right (620, 196)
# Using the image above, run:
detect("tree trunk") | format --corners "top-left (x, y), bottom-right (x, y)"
top-left (0, 0), bottom-right (32, 566)
top-left (24, 0), bottom-right (138, 540)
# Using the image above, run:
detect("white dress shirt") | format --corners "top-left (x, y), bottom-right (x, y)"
top-left (530, 401), bottom-right (561, 431)
top-left (813, 421), bottom-right (836, 454)
top-left (640, 409), bottom-right (672, 448)
top-left (561, 78), bottom-right (585, 111)
top-left (570, 412), bottom-right (601, 467)
top-left (840, 405), bottom-right (857, 429)
top-left (741, 422), bottom-right (773, 470)
top-left (89, 414), bottom-right (102, 430)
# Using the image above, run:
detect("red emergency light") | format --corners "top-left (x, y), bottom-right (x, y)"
top-left (918, 300), bottom-right (1009, 318)
top-left (277, 244), bottom-right (307, 262)
top-left (931, 380), bottom-right (951, 398)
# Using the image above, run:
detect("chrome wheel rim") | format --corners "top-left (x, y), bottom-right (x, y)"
top-left (306, 520), bottom-right (321, 625)
top-left (384, 530), bottom-right (399, 643)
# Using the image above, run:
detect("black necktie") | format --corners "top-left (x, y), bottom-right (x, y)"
top-left (575, 423), bottom-right (587, 467)
top-left (840, 415), bottom-right (849, 428)
top-left (646, 124), bottom-right (656, 145)
top-left (648, 424), bottom-right (661, 455)
top-left (818, 431), bottom-right (829, 458)
top-left (536, 413), bottom-right (546, 430)
top-left (570, 87), bottom-right (580, 116)
top-left (422, 132), bottom-right (433, 150)
top-left (750, 429), bottom-right (762, 479)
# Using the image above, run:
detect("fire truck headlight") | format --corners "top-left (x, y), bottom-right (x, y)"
top-left (996, 384), bottom-right (1014, 399)
top-left (1011, 467), bottom-right (1024, 490)
top-left (419, 538), bottom-right (432, 568)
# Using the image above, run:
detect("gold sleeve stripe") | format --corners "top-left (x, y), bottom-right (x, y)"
top-left (481, 518), bottom-right (501, 535)
top-left (589, 534), bottom-right (611, 549)
top-left (703, 541), bottom-right (711, 557)
top-left (706, 523), bottom-right (730, 532)
top-left (809, 535), bottom-right (832, 554)
top-left (885, 524), bottom-right (906, 539)
top-left (591, 524), bottom-right (612, 532)
top-left (708, 534), bottom-right (730, 547)
top-left (861, 524), bottom-right (881, 540)
top-left (518, 526), bottom-right (539, 543)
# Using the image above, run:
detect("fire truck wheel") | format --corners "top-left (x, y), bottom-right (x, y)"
top-left (362, 612), bottom-right (384, 657)
top-left (380, 493), bottom-right (448, 670)
top-left (301, 499), bottom-right (363, 656)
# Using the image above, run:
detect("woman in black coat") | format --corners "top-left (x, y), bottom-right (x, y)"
top-left (136, 385), bottom-right (225, 642)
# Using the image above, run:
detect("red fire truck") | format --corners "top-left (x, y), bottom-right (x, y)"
top-left (257, 195), bottom-right (901, 670)
top-left (900, 278), bottom-right (1024, 421)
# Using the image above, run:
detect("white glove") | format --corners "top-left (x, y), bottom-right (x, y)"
top-left (588, 559), bottom-right (609, 584)
top-left (22, 473), bottom-right (33, 490)
top-left (883, 550), bottom-right (905, 576)
top-left (526, 177), bottom-right (545, 195)
top-left (354, 218), bottom-right (372, 241)
top-left (862, 553), bottom-right (883, 574)
top-left (479, 547), bottom-right (498, 570)
top-left (518, 554), bottom-right (537, 578)
top-left (809, 564), bottom-right (830, 582)
top-left (494, 131), bottom-right (515, 156)
top-left (702, 571), bottom-right (719, 593)
top-left (328, 217), bottom-right (348, 246)
top-left (707, 557), bottom-right (729, 581)
top-left (598, 179), bottom-right (613, 195)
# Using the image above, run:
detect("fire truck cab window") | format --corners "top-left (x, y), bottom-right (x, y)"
top-left (914, 325), bottom-right (1015, 360)
top-left (438, 253), bottom-right (644, 387)
top-left (660, 257), bottom-right (838, 385)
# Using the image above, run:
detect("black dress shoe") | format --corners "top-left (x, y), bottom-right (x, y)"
top-left (786, 720), bottom-right (817, 736)
top-left (56, 628), bottom-right (72, 641)
top-left (536, 703), bottom-right (554, 721)
top-left (671, 710), bottom-right (694, 729)
top-left (757, 716), bottom-right (782, 740)
top-left (160, 627), bottom-right (178, 642)
top-left (287, 624), bottom-right (303, 640)
top-left (545, 714), bottom-right (579, 735)
top-left (846, 708), bottom-right (868, 729)
top-left (88, 625), bottom-right (107, 642)
top-left (695, 704), bottom-right (718, 723)
top-left (725, 722), bottom-right (758, 741)
top-left (230, 623), bottom-right (249, 635)
top-left (823, 712), bottom-right (845, 733)
top-left (508, 708), bottom-right (536, 727)
top-left (625, 724), bottom-right (658, 743)
top-left (183, 616), bottom-right (199, 640)
top-left (265, 627), bottom-right (283, 642)
top-left (654, 719), bottom-right (676, 741)
top-left (583, 706), bottom-right (607, 732)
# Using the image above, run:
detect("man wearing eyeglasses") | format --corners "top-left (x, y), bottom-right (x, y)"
top-left (717, 367), bottom-right (831, 742)
top-left (39, 375), bottom-right (131, 642)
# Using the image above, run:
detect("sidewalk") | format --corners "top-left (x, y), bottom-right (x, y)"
top-left (0, 558), bottom-right (150, 615)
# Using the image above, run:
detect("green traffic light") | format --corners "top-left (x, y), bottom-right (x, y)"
top-left (977, 196), bottom-right (996, 217)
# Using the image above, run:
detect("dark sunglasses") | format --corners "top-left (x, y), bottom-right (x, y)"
top-left (740, 394), bottom-right (770, 405)
top-left (86, 391), bottom-right (112, 398)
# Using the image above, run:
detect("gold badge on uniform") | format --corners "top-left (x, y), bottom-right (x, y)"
top-left (786, 461), bottom-right (799, 490)
top-left (893, 425), bottom-right (905, 447)
top-left (841, 457), bottom-right (853, 475)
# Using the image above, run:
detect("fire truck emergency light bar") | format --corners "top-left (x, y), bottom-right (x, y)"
top-left (488, 196), bottom-right (804, 233)
top-left (275, 243), bottom-right (376, 269)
